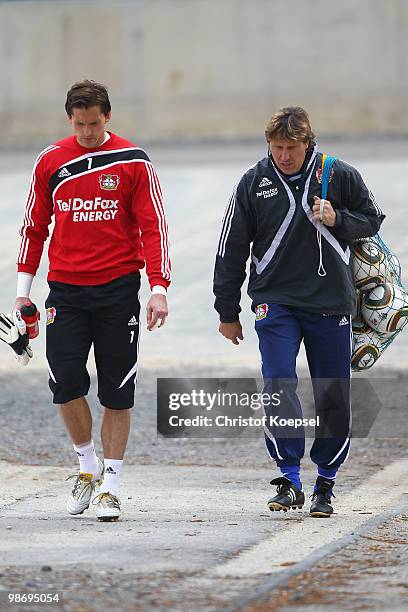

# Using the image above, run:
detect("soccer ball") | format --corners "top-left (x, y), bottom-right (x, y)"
top-left (352, 313), bottom-right (372, 335)
top-left (352, 239), bottom-right (389, 290)
top-left (386, 252), bottom-right (402, 283)
top-left (362, 283), bottom-right (408, 333)
top-left (351, 330), bottom-right (383, 371)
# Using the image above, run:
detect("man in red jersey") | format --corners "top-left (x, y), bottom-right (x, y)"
top-left (15, 80), bottom-right (171, 522)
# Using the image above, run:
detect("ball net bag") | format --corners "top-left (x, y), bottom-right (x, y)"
top-left (319, 155), bottom-right (408, 371)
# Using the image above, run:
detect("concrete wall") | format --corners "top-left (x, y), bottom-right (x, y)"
top-left (1, 0), bottom-right (408, 144)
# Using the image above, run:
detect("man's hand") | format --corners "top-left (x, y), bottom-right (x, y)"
top-left (14, 296), bottom-right (29, 313)
top-left (146, 294), bottom-right (168, 331)
top-left (219, 321), bottom-right (243, 345)
top-left (312, 196), bottom-right (336, 227)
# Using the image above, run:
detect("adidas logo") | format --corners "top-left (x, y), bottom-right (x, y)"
top-left (259, 177), bottom-right (272, 187)
top-left (105, 466), bottom-right (116, 474)
top-left (58, 167), bottom-right (71, 178)
top-left (128, 316), bottom-right (139, 326)
top-left (339, 316), bottom-right (349, 326)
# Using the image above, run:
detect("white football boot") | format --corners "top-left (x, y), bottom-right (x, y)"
top-left (93, 492), bottom-right (121, 522)
top-left (66, 458), bottom-right (104, 515)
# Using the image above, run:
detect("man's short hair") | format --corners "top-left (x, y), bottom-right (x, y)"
top-left (265, 106), bottom-right (315, 145)
top-left (65, 80), bottom-right (111, 117)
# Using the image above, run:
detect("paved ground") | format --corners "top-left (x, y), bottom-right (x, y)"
top-left (0, 366), bottom-right (408, 611)
top-left (1, 458), bottom-right (407, 611)
top-left (245, 513), bottom-right (408, 612)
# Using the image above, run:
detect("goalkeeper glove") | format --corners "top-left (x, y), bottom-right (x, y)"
top-left (0, 311), bottom-right (33, 365)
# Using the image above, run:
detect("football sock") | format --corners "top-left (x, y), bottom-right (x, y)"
top-left (100, 459), bottom-right (123, 496)
top-left (280, 465), bottom-right (302, 490)
top-left (73, 440), bottom-right (99, 477)
top-left (315, 467), bottom-right (337, 494)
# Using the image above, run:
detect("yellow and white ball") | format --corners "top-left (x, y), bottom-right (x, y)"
top-left (386, 252), bottom-right (402, 283)
top-left (362, 283), bottom-right (408, 333)
top-left (352, 239), bottom-right (389, 291)
top-left (352, 315), bottom-right (372, 335)
top-left (351, 331), bottom-right (383, 371)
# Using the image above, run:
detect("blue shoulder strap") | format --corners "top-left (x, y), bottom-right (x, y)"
top-left (321, 154), bottom-right (337, 199)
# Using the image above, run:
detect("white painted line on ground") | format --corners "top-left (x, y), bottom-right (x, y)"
top-left (2, 460), bottom-right (408, 580)
top-left (212, 458), bottom-right (408, 577)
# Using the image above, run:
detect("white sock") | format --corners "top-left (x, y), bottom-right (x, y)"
top-left (100, 459), bottom-right (123, 496)
top-left (73, 440), bottom-right (99, 477)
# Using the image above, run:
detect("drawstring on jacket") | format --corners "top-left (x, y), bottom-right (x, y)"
top-left (317, 155), bottom-right (337, 278)
top-left (316, 221), bottom-right (327, 276)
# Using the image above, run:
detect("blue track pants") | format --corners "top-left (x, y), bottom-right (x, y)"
top-left (255, 304), bottom-right (352, 471)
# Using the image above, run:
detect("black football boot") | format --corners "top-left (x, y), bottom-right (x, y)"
top-left (268, 476), bottom-right (305, 512)
top-left (310, 476), bottom-right (335, 517)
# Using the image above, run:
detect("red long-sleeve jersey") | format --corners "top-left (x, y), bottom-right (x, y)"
top-left (17, 132), bottom-right (171, 288)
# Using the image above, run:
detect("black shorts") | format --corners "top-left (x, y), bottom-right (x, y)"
top-left (45, 273), bottom-right (141, 409)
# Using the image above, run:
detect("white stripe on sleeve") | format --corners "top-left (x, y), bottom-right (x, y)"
top-left (18, 145), bottom-right (59, 264)
top-left (144, 162), bottom-right (171, 281)
top-left (217, 187), bottom-right (237, 258)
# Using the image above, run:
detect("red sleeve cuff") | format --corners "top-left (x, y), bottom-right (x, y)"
top-left (17, 263), bottom-right (38, 275)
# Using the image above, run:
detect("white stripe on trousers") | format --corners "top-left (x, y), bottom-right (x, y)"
top-left (118, 312), bottom-right (141, 390)
top-left (264, 423), bottom-right (284, 461)
top-left (327, 314), bottom-right (353, 466)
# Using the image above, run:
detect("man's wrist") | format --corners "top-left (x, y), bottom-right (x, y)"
top-left (151, 285), bottom-right (167, 296)
top-left (220, 316), bottom-right (240, 324)
top-left (16, 272), bottom-right (34, 299)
